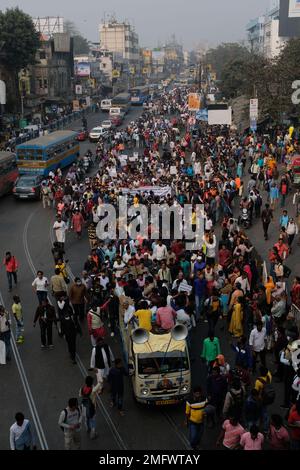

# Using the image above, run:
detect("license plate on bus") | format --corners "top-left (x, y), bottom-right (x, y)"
top-left (155, 399), bottom-right (179, 406)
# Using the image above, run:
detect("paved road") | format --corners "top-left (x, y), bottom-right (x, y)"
top-left (0, 108), bottom-right (298, 450)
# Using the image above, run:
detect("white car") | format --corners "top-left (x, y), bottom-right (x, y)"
top-left (100, 99), bottom-right (112, 112)
top-left (101, 120), bottom-right (114, 130)
top-left (89, 127), bottom-right (108, 142)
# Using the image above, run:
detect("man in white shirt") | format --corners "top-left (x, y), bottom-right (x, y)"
top-left (234, 272), bottom-right (250, 294)
top-left (172, 272), bottom-right (191, 293)
top-left (249, 322), bottom-right (267, 373)
top-left (113, 257), bottom-right (126, 280)
top-left (152, 240), bottom-right (168, 261)
top-left (123, 300), bottom-right (136, 328)
top-left (32, 270), bottom-right (49, 304)
top-left (10, 413), bottom-right (36, 450)
top-left (53, 214), bottom-right (67, 250)
top-left (99, 272), bottom-right (110, 292)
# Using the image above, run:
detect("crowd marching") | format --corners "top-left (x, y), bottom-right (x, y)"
top-left (3, 85), bottom-right (300, 451)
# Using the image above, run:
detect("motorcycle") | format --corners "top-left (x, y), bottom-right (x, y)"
top-left (238, 208), bottom-right (251, 229)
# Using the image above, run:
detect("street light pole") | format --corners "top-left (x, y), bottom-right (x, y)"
top-left (21, 94), bottom-right (24, 119)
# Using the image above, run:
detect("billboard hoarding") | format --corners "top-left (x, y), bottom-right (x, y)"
top-left (289, 0), bottom-right (300, 17)
top-left (208, 108), bottom-right (232, 126)
top-left (188, 93), bottom-right (201, 112)
top-left (250, 117), bottom-right (257, 132)
top-left (75, 62), bottom-right (91, 77)
top-left (75, 85), bottom-right (82, 95)
top-left (249, 98), bottom-right (258, 119)
top-left (279, 0), bottom-right (300, 37)
top-left (0, 80), bottom-right (6, 105)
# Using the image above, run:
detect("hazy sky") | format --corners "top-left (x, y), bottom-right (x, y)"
top-left (2, 0), bottom-right (272, 48)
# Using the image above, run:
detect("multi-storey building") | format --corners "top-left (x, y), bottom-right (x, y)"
top-left (246, 0), bottom-right (289, 59)
top-left (99, 19), bottom-right (139, 64)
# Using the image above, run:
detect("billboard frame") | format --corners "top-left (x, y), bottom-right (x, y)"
top-left (279, 0), bottom-right (300, 37)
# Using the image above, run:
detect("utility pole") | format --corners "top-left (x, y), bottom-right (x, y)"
top-left (198, 61), bottom-right (202, 93)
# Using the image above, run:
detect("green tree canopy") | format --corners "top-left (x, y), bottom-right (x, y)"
top-left (0, 7), bottom-right (40, 70)
top-left (205, 43), bottom-right (251, 79)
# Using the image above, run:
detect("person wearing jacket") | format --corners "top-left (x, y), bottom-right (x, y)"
top-left (60, 299), bottom-right (82, 364)
top-left (3, 252), bottom-right (18, 291)
top-left (206, 366), bottom-right (227, 420)
top-left (223, 378), bottom-right (246, 422)
top-left (244, 389), bottom-right (262, 429)
top-left (69, 278), bottom-right (87, 322)
top-left (89, 337), bottom-right (114, 392)
top-left (33, 299), bottom-right (56, 349)
top-left (108, 358), bottom-right (128, 416)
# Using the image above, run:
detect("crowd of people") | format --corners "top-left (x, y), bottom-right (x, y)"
top-left (3, 85), bottom-right (300, 450)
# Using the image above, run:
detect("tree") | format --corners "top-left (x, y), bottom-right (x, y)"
top-left (205, 43), bottom-right (251, 79)
top-left (0, 8), bottom-right (40, 71)
top-left (64, 19), bottom-right (90, 55)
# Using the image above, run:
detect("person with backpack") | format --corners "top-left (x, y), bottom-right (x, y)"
top-left (223, 378), bottom-right (245, 422)
top-left (255, 366), bottom-right (275, 434)
top-left (58, 398), bottom-right (82, 450)
top-left (79, 376), bottom-right (101, 440)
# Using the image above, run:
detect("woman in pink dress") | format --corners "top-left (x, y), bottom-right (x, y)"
top-left (71, 209), bottom-right (85, 239)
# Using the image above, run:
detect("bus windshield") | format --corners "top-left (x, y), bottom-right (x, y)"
top-left (137, 351), bottom-right (189, 375)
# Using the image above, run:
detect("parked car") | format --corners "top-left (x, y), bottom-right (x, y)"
top-left (76, 129), bottom-right (89, 141)
top-left (89, 127), bottom-right (108, 142)
top-left (13, 175), bottom-right (43, 200)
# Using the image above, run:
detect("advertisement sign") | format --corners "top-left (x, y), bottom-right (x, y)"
top-left (75, 85), bottom-right (82, 95)
top-left (249, 98), bottom-right (258, 119)
top-left (129, 67), bottom-right (135, 75)
top-left (210, 72), bottom-right (217, 81)
top-left (250, 117), bottom-right (257, 132)
top-left (289, 0), bottom-right (300, 17)
top-left (152, 51), bottom-right (165, 65)
top-left (72, 100), bottom-right (80, 111)
top-left (279, 0), bottom-right (300, 36)
top-left (75, 62), bottom-right (91, 77)
top-left (196, 109), bottom-right (208, 122)
top-left (208, 108), bottom-right (232, 126)
top-left (188, 93), bottom-right (201, 112)
top-left (0, 80), bottom-right (6, 105)
top-left (112, 70), bottom-right (120, 78)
